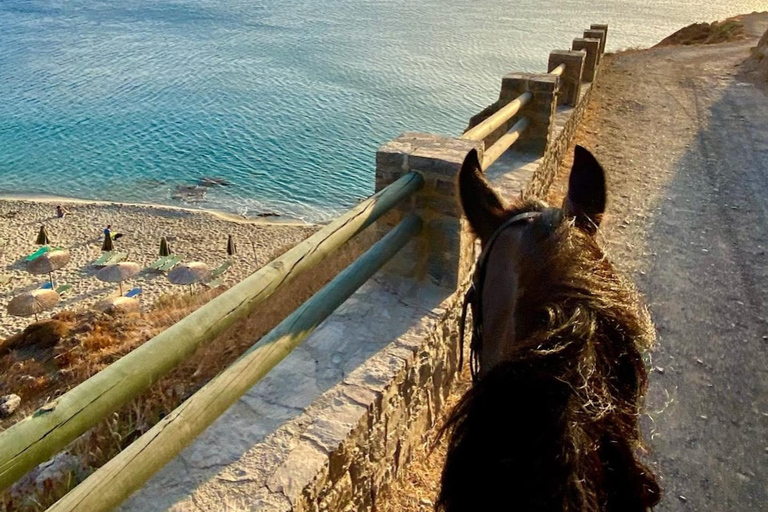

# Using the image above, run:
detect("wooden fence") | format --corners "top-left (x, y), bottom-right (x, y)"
top-left (0, 23), bottom-right (608, 512)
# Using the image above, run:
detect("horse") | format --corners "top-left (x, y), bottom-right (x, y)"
top-left (438, 146), bottom-right (660, 512)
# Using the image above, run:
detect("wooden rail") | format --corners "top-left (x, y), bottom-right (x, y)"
top-left (461, 91), bottom-right (533, 142)
top-left (550, 63), bottom-right (566, 76)
top-left (0, 172), bottom-right (424, 492)
top-left (47, 215), bottom-right (422, 512)
top-left (481, 117), bottom-right (531, 169)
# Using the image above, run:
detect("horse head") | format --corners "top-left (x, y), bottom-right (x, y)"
top-left (459, 145), bottom-right (606, 378)
top-left (438, 146), bottom-right (660, 512)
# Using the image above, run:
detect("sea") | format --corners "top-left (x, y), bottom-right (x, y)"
top-left (0, 0), bottom-right (763, 222)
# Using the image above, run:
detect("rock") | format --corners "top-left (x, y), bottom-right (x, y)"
top-left (171, 185), bottom-right (207, 202)
top-left (10, 451), bottom-right (86, 500)
top-left (0, 394), bottom-right (21, 417)
top-left (256, 211), bottom-right (281, 218)
top-left (198, 177), bottom-right (231, 187)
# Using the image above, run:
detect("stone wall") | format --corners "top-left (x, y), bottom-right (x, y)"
top-left (120, 25), bottom-right (607, 512)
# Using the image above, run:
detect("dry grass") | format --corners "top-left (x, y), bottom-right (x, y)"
top-left (0, 232), bottom-right (378, 512)
top-left (655, 20), bottom-right (746, 47)
top-left (377, 369), bottom-right (472, 512)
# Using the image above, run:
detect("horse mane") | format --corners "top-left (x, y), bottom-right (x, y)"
top-left (438, 213), bottom-right (661, 512)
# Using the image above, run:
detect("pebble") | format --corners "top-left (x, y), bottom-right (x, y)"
top-left (679, 495), bottom-right (687, 503)
top-left (0, 394), bottom-right (21, 418)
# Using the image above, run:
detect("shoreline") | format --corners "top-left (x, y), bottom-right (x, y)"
top-left (0, 193), bottom-right (317, 228)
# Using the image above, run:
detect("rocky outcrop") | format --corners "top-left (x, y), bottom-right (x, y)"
top-left (0, 394), bottom-right (21, 418)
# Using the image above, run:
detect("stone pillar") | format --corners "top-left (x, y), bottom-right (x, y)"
top-left (584, 29), bottom-right (606, 64)
top-left (547, 50), bottom-right (585, 106)
top-left (590, 24), bottom-right (609, 54)
top-left (375, 133), bottom-right (482, 290)
top-left (499, 73), bottom-right (558, 154)
top-left (572, 38), bottom-right (600, 82)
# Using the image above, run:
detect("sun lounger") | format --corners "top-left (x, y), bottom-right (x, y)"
top-left (125, 287), bottom-right (142, 298)
top-left (26, 246), bottom-right (51, 262)
top-left (40, 282), bottom-right (53, 290)
top-left (93, 251), bottom-right (115, 266)
top-left (55, 284), bottom-right (72, 295)
top-left (157, 255), bottom-right (182, 272)
top-left (105, 252), bottom-right (127, 265)
top-left (27, 246), bottom-right (64, 262)
top-left (210, 260), bottom-right (232, 279)
top-left (147, 255), bottom-right (171, 270)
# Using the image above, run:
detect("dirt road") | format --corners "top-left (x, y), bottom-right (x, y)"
top-left (547, 13), bottom-right (768, 512)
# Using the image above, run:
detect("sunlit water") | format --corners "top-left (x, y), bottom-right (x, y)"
top-left (0, 0), bottom-right (762, 221)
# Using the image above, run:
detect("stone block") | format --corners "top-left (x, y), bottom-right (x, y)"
top-left (548, 50), bottom-right (585, 106)
top-left (590, 24), bottom-right (609, 54)
top-left (374, 133), bottom-right (482, 289)
top-left (572, 38), bottom-right (600, 82)
top-left (498, 73), bottom-right (557, 154)
top-left (584, 29), bottom-right (606, 64)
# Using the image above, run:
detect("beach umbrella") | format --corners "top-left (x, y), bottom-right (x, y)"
top-left (168, 262), bottom-right (211, 286)
top-left (26, 250), bottom-right (70, 287)
top-left (102, 233), bottom-right (114, 252)
top-left (226, 235), bottom-right (236, 257)
top-left (7, 289), bottom-right (60, 321)
top-left (97, 262), bottom-right (140, 295)
top-left (159, 237), bottom-right (172, 257)
top-left (35, 226), bottom-right (50, 246)
top-left (94, 296), bottom-right (140, 315)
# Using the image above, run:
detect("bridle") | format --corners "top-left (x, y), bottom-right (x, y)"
top-left (459, 208), bottom-right (562, 382)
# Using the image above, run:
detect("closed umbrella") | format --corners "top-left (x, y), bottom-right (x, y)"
top-left (226, 235), bottom-right (236, 257)
top-left (168, 262), bottom-right (211, 286)
top-left (35, 225), bottom-right (50, 246)
top-left (102, 233), bottom-right (114, 252)
top-left (26, 250), bottom-right (70, 287)
top-left (7, 289), bottom-right (60, 321)
top-left (159, 237), bottom-right (172, 257)
top-left (97, 262), bottom-right (140, 294)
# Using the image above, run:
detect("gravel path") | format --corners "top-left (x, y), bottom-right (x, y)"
top-left (548, 14), bottom-right (768, 511)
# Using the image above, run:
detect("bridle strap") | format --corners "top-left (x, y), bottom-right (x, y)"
top-left (460, 211), bottom-right (543, 382)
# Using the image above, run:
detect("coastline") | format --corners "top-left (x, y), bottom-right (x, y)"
top-left (0, 193), bottom-right (315, 228)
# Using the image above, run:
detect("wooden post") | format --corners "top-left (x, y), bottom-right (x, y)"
top-left (0, 172), bottom-right (423, 492)
top-left (548, 50), bottom-right (586, 106)
top-left (572, 38), bottom-right (600, 82)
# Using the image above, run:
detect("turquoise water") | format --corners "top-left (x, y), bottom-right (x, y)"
top-left (0, 0), bottom-right (762, 221)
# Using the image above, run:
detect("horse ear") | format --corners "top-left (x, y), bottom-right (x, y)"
top-left (459, 149), bottom-right (506, 242)
top-left (563, 145), bottom-right (606, 235)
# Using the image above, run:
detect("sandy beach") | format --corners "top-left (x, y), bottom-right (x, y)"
top-left (0, 198), bottom-right (316, 339)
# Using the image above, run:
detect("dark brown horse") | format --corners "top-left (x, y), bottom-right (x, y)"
top-left (438, 146), bottom-right (660, 512)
